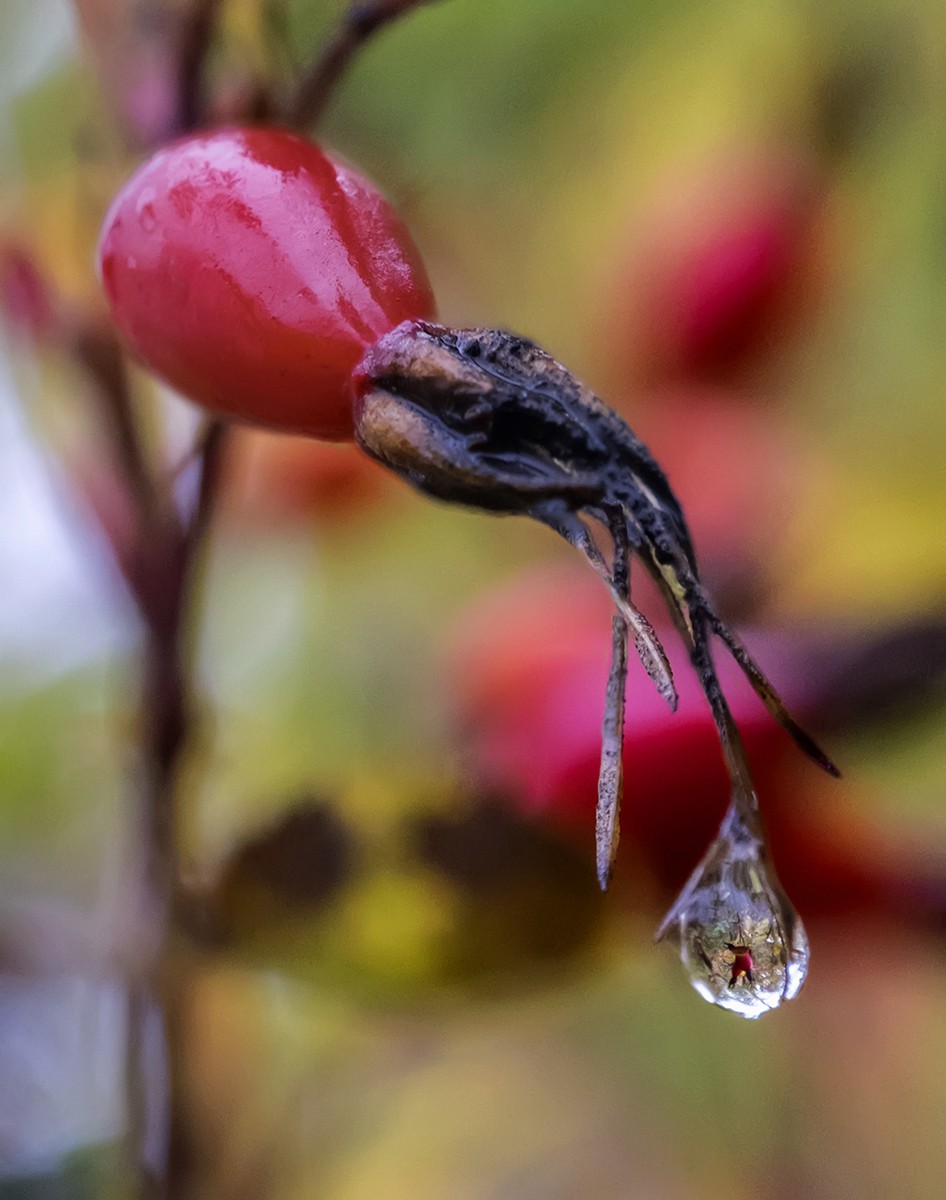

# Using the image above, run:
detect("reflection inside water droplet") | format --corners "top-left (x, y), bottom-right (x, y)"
top-left (657, 802), bottom-right (809, 1019)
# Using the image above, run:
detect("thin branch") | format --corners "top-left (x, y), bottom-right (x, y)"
top-left (63, 338), bottom-right (223, 1200)
top-left (182, 419), bottom-right (229, 560)
top-left (286, 0), bottom-right (434, 130)
top-left (71, 323), bottom-right (157, 524)
top-left (176, 0), bottom-right (227, 133)
top-left (83, 2), bottom-right (438, 1195)
top-left (128, 422), bottom-right (229, 1200)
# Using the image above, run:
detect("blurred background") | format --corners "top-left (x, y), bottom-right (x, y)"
top-left (3, 0), bottom-right (946, 1196)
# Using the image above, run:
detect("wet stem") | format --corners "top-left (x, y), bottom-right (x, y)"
top-left (71, 1), bottom-right (439, 1196)
top-left (286, 0), bottom-right (436, 129)
top-left (122, 426), bottom-right (225, 1200)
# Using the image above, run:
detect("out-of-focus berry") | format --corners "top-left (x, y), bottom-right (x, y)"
top-left (632, 387), bottom-right (805, 600)
top-left (0, 246), bottom-right (58, 343)
top-left (443, 565), bottom-right (897, 917)
top-left (223, 428), bottom-right (395, 530)
top-left (608, 149), bottom-right (827, 388)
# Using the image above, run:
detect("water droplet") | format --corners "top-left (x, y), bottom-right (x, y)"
top-left (136, 188), bottom-right (157, 233)
top-left (657, 803), bottom-right (809, 1019)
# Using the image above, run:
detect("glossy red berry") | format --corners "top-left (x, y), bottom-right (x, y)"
top-left (97, 126), bottom-right (436, 440)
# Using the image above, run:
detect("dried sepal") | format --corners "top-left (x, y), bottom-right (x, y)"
top-left (352, 318), bottom-right (838, 907)
top-left (596, 613), bottom-right (628, 890)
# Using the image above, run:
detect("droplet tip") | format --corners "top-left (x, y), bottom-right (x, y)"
top-left (653, 914), bottom-right (674, 943)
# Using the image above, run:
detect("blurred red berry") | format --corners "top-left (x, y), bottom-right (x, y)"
top-left (609, 149), bottom-right (827, 388)
top-left (97, 126), bottom-right (436, 440)
top-left (0, 245), bottom-right (58, 343)
top-left (223, 427), bottom-right (395, 529)
top-left (443, 566), bottom-right (895, 917)
top-left (632, 387), bottom-right (805, 587)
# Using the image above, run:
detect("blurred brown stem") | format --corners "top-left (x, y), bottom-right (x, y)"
top-left (132, 439), bottom-right (226, 1200)
top-left (286, 0), bottom-right (434, 130)
top-left (67, 314), bottom-right (225, 1200)
top-left (107, 409), bottom-right (228, 1200)
top-left (176, 0), bottom-right (226, 133)
top-left (72, 0), bottom-right (441, 1195)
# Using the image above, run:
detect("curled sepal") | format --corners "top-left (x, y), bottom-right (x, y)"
top-left (656, 803), bottom-right (809, 1019)
top-left (539, 506), bottom-right (677, 711)
top-left (353, 317), bottom-right (838, 902)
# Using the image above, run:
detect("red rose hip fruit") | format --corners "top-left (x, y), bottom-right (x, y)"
top-left (97, 127), bottom-right (436, 440)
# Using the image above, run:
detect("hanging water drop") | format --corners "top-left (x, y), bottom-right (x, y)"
top-left (348, 318), bottom-right (839, 1004)
top-left (656, 802), bottom-right (809, 1019)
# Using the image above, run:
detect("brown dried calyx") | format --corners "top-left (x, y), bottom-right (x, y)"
top-left (352, 318), bottom-right (839, 889)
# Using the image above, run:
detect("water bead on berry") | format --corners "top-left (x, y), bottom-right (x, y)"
top-left (97, 126), bottom-right (435, 440)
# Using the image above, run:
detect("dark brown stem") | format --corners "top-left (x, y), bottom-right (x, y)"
top-left (176, 0), bottom-right (227, 133)
top-left (122, 443), bottom-right (228, 1200)
top-left (64, 319), bottom-right (225, 1199)
top-left (285, 0), bottom-right (433, 130)
top-left (84, 1), bottom-right (432, 1194)
top-left (71, 323), bottom-right (157, 523)
top-left (123, 513), bottom-right (189, 1200)
top-left (182, 420), bottom-right (229, 560)
top-left (139, 419), bottom-right (231, 1196)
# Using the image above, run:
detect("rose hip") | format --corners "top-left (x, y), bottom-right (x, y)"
top-left (97, 126), bottom-right (435, 440)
